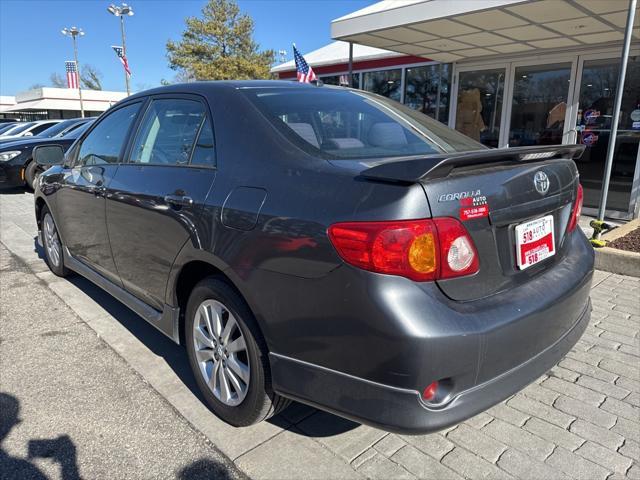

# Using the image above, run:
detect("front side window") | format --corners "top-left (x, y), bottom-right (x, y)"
top-left (129, 98), bottom-right (205, 165)
top-left (244, 87), bottom-right (483, 160)
top-left (77, 103), bottom-right (140, 166)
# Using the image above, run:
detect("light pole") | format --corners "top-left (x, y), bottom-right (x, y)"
top-left (107, 3), bottom-right (134, 96)
top-left (61, 26), bottom-right (85, 118)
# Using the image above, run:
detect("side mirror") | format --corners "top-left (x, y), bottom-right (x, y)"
top-left (24, 132), bottom-right (33, 137)
top-left (33, 145), bottom-right (65, 167)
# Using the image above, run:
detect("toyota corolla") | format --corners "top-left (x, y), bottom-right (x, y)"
top-left (33, 81), bottom-right (593, 433)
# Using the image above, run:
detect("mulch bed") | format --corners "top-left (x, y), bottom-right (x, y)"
top-left (608, 227), bottom-right (640, 253)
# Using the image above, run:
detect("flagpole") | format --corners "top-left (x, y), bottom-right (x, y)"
top-left (108, 3), bottom-right (134, 96)
top-left (72, 35), bottom-right (85, 118)
top-left (120, 15), bottom-right (130, 96)
top-left (62, 27), bottom-right (85, 118)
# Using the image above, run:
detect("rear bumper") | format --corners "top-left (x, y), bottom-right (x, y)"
top-left (269, 231), bottom-right (594, 433)
top-left (272, 299), bottom-right (590, 434)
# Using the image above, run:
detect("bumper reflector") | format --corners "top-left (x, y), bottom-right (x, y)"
top-left (422, 381), bottom-right (438, 401)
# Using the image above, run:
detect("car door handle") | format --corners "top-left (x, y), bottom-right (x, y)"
top-left (164, 194), bottom-right (193, 207)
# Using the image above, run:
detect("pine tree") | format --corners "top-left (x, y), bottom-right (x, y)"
top-left (166, 0), bottom-right (274, 81)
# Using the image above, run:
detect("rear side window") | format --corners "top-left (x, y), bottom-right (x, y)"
top-left (77, 103), bottom-right (140, 166)
top-left (243, 87), bottom-right (484, 160)
top-left (190, 117), bottom-right (215, 167)
top-left (129, 98), bottom-right (205, 166)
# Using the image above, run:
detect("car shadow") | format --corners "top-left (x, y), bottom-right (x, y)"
top-left (39, 245), bottom-right (358, 438)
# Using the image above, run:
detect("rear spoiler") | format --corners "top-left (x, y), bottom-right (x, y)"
top-left (360, 145), bottom-right (586, 184)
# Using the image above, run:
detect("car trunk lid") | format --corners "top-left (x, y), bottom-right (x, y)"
top-left (359, 145), bottom-right (584, 301)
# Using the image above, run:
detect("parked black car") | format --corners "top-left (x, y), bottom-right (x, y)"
top-left (0, 120), bottom-right (93, 189)
top-left (33, 82), bottom-right (593, 433)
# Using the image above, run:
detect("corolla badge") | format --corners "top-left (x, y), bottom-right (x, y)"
top-left (438, 189), bottom-right (481, 202)
top-left (534, 171), bottom-right (550, 195)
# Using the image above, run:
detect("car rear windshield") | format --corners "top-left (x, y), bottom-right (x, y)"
top-left (35, 119), bottom-right (78, 138)
top-left (242, 86), bottom-right (484, 160)
top-left (2, 122), bottom-right (34, 136)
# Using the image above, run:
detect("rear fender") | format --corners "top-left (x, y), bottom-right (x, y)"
top-left (164, 242), bottom-right (271, 345)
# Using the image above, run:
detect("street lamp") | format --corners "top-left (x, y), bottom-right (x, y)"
top-left (107, 2), bottom-right (134, 96)
top-left (61, 26), bottom-right (85, 118)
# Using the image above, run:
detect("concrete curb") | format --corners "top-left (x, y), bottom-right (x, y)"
top-left (594, 219), bottom-right (640, 277)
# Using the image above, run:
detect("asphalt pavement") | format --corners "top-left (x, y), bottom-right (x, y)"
top-left (0, 242), bottom-right (245, 480)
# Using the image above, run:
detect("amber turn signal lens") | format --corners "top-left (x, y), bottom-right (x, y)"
top-left (408, 233), bottom-right (437, 274)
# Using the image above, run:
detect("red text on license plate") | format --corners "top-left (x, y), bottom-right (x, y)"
top-left (515, 215), bottom-right (555, 270)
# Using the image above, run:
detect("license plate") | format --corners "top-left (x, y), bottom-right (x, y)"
top-left (515, 215), bottom-right (555, 270)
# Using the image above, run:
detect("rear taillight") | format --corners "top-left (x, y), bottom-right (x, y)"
top-left (434, 217), bottom-right (480, 279)
top-left (567, 183), bottom-right (583, 232)
top-left (328, 218), bottom-right (478, 282)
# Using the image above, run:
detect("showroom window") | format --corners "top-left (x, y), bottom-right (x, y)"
top-left (574, 56), bottom-right (640, 213)
top-left (319, 73), bottom-right (360, 88)
top-left (456, 68), bottom-right (505, 148)
top-left (404, 64), bottom-right (451, 124)
top-left (508, 63), bottom-right (572, 148)
top-left (362, 69), bottom-right (402, 102)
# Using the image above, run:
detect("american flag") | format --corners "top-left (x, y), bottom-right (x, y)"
top-left (293, 45), bottom-right (316, 83)
top-left (112, 45), bottom-right (131, 77)
top-left (65, 61), bottom-right (79, 89)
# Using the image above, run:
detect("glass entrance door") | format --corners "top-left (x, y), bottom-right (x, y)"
top-left (455, 68), bottom-right (505, 148)
top-left (508, 63), bottom-right (573, 147)
top-left (575, 57), bottom-right (640, 213)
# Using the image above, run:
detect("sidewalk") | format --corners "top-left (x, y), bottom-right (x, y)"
top-left (1, 189), bottom-right (639, 480)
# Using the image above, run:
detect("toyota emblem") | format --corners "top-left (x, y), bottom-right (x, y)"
top-left (534, 171), bottom-right (550, 195)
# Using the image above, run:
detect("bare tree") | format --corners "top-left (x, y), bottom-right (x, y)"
top-left (81, 64), bottom-right (103, 91)
top-left (50, 72), bottom-right (66, 88)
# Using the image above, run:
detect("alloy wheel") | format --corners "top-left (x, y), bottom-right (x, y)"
top-left (192, 299), bottom-right (250, 406)
top-left (43, 213), bottom-right (61, 268)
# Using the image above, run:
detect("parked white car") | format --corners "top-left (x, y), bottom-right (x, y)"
top-left (0, 120), bottom-right (62, 142)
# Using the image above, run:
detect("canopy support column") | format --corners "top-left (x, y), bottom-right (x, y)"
top-left (596, 0), bottom-right (637, 227)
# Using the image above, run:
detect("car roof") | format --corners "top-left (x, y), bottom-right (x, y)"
top-left (126, 80), bottom-right (317, 101)
top-left (31, 119), bottom-right (63, 124)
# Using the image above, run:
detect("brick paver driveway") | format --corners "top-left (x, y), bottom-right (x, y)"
top-left (1, 189), bottom-right (638, 480)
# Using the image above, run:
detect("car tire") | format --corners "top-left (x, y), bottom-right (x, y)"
top-left (40, 206), bottom-right (70, 277)
top-left (24, 161), bottom-right (39, 190)
top-left (185, 277), bottom-right (290, 426)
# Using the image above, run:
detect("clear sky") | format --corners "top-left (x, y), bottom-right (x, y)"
top-left (0, 0), bottom-right (373, 96)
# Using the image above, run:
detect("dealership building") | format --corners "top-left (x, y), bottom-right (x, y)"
top-left (0, 87), bottom-right (127, 121)
top-left (273, 0), bottom-right (640, 219)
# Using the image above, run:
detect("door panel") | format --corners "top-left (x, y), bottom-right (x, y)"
top-left (55, 102), bottom-right (142, 284)
top-left (106, 97), bottom-right (216, 310)
top-left (106, 166), bottom-right (215, 310)
top-left (57, 165), bottom-right (121, 283)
